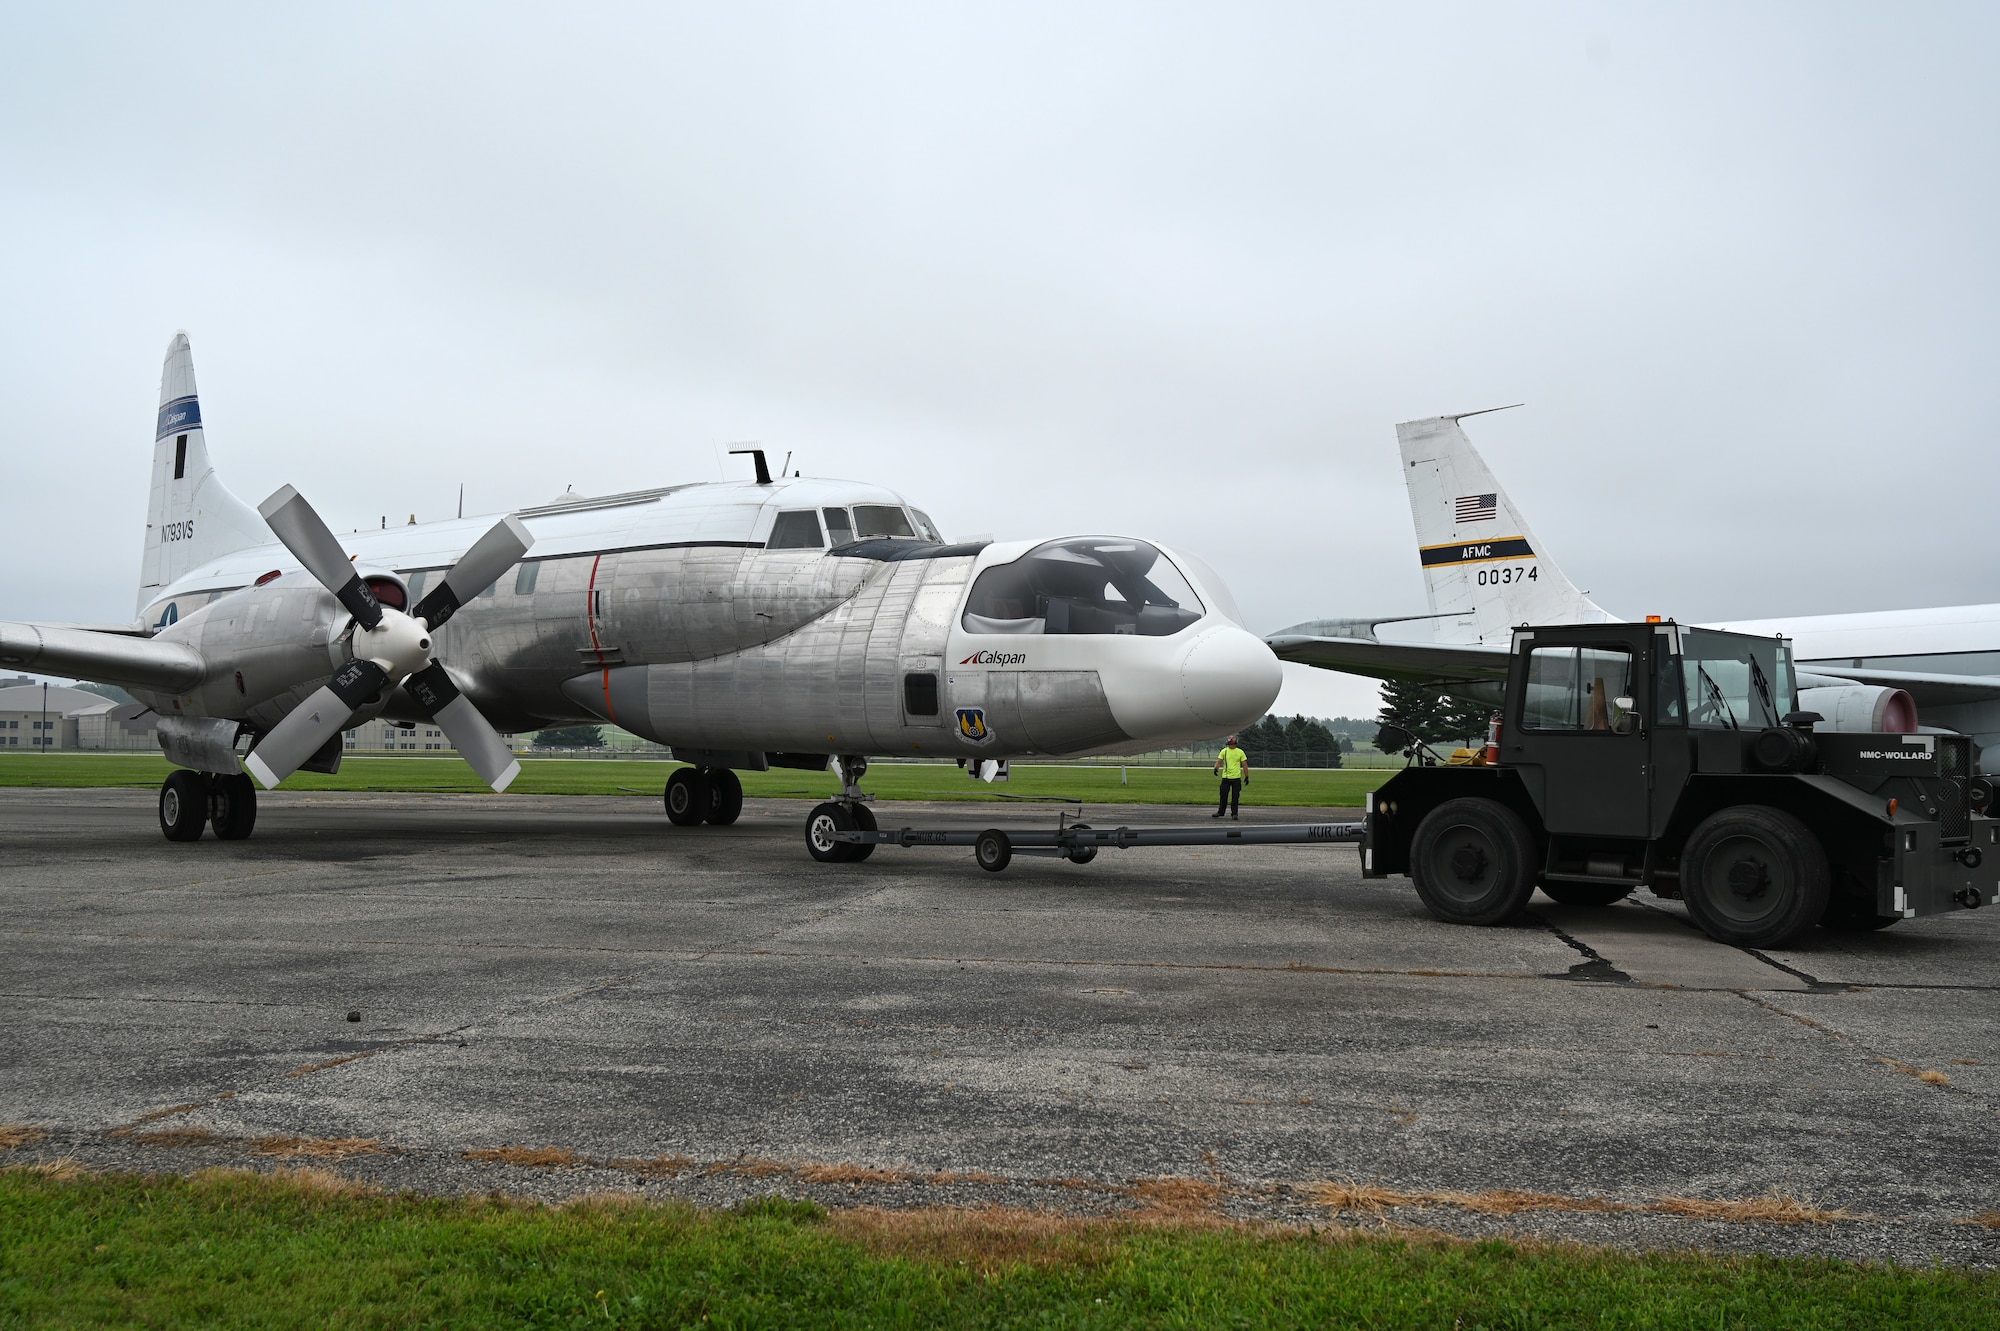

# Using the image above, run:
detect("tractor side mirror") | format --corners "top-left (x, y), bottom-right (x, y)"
top-left (1611, 697), bottom-right (1638, 736)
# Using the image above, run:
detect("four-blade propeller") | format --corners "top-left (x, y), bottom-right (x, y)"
top-left (242, 485), bottom-right (533, 793)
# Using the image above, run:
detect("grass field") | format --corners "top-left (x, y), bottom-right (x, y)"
top-left (1, 1168), bottom-right (1993, 1329)
top-left (0, 753), bottom-right (1387, 807)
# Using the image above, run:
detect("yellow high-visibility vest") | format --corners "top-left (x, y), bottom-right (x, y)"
top-left (1217, 746), bottom-right (1246, 779)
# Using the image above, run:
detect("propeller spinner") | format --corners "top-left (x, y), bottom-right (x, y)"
top-left (242, 486), bottom-right (532, 792)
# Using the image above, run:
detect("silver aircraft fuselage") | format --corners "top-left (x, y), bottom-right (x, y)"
top-left (130, 475), bottom-right (1281, 763)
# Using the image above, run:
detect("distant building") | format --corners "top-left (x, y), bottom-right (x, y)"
top-left (345, 721), bottom-right (455, 752)
top-left (70, 699), bottom-right (161, 750)
top-left (0, 683), bottom-right (107, 750)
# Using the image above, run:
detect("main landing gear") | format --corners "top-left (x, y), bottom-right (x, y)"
top-left (664, 767), bottom-right (744, 827)
top-left (158, 769), bottom-right (258, 842)
top-left (805, 755), bottom-right (876, 863)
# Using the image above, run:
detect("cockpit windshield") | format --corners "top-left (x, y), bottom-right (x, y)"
top-left (961, 538), bottom-right (1205, 636)
top-left (1670, 629), bottom-right (1795, 730)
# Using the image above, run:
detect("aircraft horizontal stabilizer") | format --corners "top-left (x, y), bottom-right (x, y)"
top-left (1795, 667), bottom-right (2000, 708)
top-left (0, 621), bottom-right (204, 693)
top-left (1266, 623), bottom-right (1510, 685)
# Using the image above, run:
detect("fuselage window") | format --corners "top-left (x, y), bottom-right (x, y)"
top-left (960, 538), bottom-right (1206, 637)
top-left (853, 505), bottom-right (916, 539)
top-left (768, 510), bottom-right (825, 550)
top-left (823, 507), bottom-right (855, 546)
top-left (903, 672), bottom-right (940, 716)
top-left (515, 561), bottom-right (541, 595)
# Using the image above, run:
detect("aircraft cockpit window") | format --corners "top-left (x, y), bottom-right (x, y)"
top-left (767, 510), bottom-right (824, 550)
top-left (853, 505), bottom-right (917, 539)
top-left (823, 507), bottom-right (855, 546)
top-left (960, 538), bottom-right (1206, 637)
top-left (912, 509), bottom-right (944, 542)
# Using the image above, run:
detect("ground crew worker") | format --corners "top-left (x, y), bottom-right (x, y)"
top-left (1212, 735), bottom-right (1249, 819)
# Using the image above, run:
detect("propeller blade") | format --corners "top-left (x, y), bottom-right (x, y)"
top-left (242, 657), bottom-right (389, 788)
top-left (413, 515), bottom-right (534, 630)
top-left (258, 485), bottom-right (383, 630)
top-left (404, 661), bottom-right (521, 792)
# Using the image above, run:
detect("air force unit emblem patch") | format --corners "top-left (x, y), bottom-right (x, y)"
top-left (955, 707), bottom-right (992, 744)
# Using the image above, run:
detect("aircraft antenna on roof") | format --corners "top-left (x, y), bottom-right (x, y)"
top-left (457, 484), bottom-right (464, 520)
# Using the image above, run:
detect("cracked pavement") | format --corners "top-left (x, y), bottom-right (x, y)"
top-left (2, 786), bottom-right (1996, 1264)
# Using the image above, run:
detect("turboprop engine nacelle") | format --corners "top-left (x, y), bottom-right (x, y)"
top-left (1799, 684), bottom-right (1918, 734)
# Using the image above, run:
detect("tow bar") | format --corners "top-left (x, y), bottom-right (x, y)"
top-left (831, 815), bottom-right (1366, 872)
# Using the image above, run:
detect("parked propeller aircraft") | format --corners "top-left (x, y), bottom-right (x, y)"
top-left (0, 333), bottom-right (1282, 857)
top-left (1269, 409), bottom-right (2000, 765)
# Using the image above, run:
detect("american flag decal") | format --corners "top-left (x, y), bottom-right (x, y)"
top-left (1454, 493), bottom-right (1498, 523)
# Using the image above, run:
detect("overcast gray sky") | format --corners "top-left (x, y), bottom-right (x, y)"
top-left (3, 3), bottom-right (1994, 718)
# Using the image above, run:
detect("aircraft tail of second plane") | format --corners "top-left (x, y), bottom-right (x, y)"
top-left (1397, 410), bottom-right (1614, 643)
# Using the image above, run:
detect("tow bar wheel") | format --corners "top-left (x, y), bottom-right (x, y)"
top-left (1408, 797), bottom-right (1537, 925)
top-left (806, 801), bottom-right (857, 863)
top-left (975, 829), bottom-right (1012, 873)
top-left (1680, 805), bottom-right (1828, 948)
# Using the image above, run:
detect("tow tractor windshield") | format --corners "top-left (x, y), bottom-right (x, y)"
top-left (961, 538), bottom-right (1205, 636)
top-left (1669, 630), bottom-right (1795, 730)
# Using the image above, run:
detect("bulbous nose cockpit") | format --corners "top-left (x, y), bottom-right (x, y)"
top-left (957, 536), bottom-right (1282, 745)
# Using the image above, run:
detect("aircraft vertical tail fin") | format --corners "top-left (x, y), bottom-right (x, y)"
top-left (1397, 410), bottom-right (1612, 643)
top-left (137, 333), bottom-right (269, 618)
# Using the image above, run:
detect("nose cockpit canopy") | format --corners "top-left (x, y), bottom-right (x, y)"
top-left (962, 537), bottom-right (1206, 637)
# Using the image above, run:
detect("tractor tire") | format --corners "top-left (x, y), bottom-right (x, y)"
top-left (1680, 805), bottom-right (1829, 948)
top-left (1409, 798), bottom-right (1538, 926)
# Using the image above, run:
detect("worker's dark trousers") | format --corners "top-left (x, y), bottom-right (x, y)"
top-left (1216, 778), bottom-right (1242, 816)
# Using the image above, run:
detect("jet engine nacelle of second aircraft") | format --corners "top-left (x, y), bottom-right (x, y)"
top-left (561, 534), bottom-right (1281, 761)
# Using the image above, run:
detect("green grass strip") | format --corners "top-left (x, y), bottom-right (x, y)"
top-left (2, 1169), bottom-right (1994, 1329)
top-left (0, 753), bottom-right (1385, 806)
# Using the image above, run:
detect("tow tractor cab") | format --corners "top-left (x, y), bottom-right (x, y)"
top-left (1364, 621), bottom-right (2000, 948)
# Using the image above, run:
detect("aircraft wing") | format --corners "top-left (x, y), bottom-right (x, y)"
top-left (1795, 666), bottom-right (2000, 708)
top-left (0, 621), bottom-right (204, 693)
top-left (1267, 618), bottom-right (1510, 685)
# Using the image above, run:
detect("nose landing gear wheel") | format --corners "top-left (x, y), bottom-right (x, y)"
top-left (159, 770), bottom-right (208, 842)
top-left (208, 773), bottom-right (258, 840)
top-left (703, 769), bottom-right (744, 825)
top-left (806, 801), bottom-right (858, 862)
top-left (664, 768), bottom-right (711, 826)
top-left (847, 803), bottom-right (877, 861)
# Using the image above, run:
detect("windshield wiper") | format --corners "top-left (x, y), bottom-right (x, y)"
top-left (1697, 665), bottom-right (1739, 730)
top-left (1748, 657), bottom-right (1777, 726)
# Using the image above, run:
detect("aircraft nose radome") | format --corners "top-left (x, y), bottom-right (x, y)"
top-left (1180, 626), bottom-right (1282, 729)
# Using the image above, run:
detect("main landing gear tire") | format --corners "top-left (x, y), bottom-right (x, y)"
top-left (664, 768), bottom-right (710, 826)
top-left (1680, 805), bottom-right (1829, 948)
top-left (806, 802), bottom-right (857, 863)
top-left (208, 773), bottom-right (258, 841)
top-left (1538, 881), bottom-right (1631, 907)
top-left (975, 829), bottom-right (1012, 873)
top-left (1409, 797), bottom-right (1537, 926)
top-left (159, 770), bottom-right (208, 842)
top-left (704, 769), bottom-right (743, 826)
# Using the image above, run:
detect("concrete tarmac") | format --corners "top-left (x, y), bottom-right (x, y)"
top-left (2, 786), bottom-right (1997, 1265)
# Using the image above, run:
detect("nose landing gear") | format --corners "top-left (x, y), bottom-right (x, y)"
top-left (803, 754), bottom-right (876, 862)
